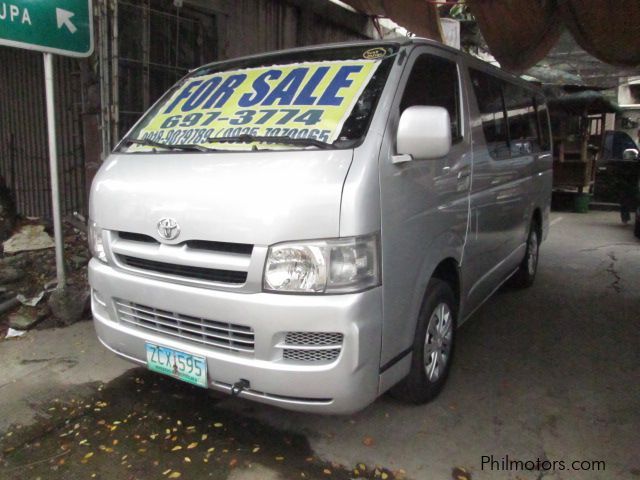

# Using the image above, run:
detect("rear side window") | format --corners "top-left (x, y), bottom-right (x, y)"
top-left (535, 95), bottom-right (551, 151)
top-left (471, 68), bottom-right (549, 159)
top-left (503, 83), bottom-right (540, 155)
top-left (400, 54), bottom-right (462, 142)
top-left (469, 69), bottom-right (509, 159)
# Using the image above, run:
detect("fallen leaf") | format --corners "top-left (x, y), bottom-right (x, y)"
top-left (184, 457), bottom-right (191, 463)
top-left (275, 456), bottom-right (284, 461)
top-left (451, 467), bottom-right (471, 480)
top-left (171, 446), bottom-right (182, 451)
top-left (213, 422), bottom-right (223, 428)
top-left (362, 436), bottom-right (375, 447)
top-left (168, 472), bottom-right (181, 479)
top-left (187, 442), bottom-right (198, 449)
top-left (323, 469), bottom-right (332, 475)
top-left (201, 434), bottom-right (208, 441)
top-left (229, 458), bottom-right (238, 468)
top-left (252, 447), bottom-right (260, 453)
top-left (83, 452), bottom-right (94, 460)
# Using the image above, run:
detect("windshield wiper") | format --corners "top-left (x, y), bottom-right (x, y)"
top-left (124, 138), bottom-right (219, 152)
top-left (207, 134), bottom-right (336, 150)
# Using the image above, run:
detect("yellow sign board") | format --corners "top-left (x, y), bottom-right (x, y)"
top-left (130, 59), bottom-right (381, 150)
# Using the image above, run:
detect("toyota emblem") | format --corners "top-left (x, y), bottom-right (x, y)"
top-left (157, 218), bottom-right (180, 240)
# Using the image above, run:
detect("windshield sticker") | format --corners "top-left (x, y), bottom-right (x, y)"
top-left (363, 47), bottom-right (387, 60)
top-left (128, 59), bottom-right (381, 151)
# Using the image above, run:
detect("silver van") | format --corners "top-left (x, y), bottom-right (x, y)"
top-left (89, 39), bottom-right (552, 414)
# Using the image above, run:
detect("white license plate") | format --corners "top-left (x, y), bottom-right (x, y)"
top-left (145, 343), bottom-right (208, 388)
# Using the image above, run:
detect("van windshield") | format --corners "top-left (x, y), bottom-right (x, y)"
top-left (119, 45), bottom-right (397, 153)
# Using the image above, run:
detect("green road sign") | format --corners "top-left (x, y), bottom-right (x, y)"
top-left (0, 0), bottom-right (93, 57)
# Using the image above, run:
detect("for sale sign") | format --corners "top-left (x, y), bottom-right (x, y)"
top-left (129, 59), bottom-right (381, 150)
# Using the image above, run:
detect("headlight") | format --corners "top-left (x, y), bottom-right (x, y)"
top-left (263, 234), bottom-right (380, 294)
top-left (88, 221), bottom-right (107, 263)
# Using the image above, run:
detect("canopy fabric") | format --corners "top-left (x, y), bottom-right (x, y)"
top-left (344, 0), bottom-right (640, 71)
top-left (342, 0), bottom-right (443, 42)
top-left (558, 0), bottom-right (640, 67)
top-left (467, 0), bottom-right (640, 72)
top-left (548, 91), bottom-right (621, 115)
top-left (467, 0), bottom-right (562, 72)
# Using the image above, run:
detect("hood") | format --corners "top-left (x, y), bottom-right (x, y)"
top-left (90, 149), bottom-right (353, 246)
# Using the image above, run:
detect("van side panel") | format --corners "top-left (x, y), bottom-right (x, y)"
top-left (377, 47), bottom-right (472, 368)
top-left (460, 64), bottom-right (552, 317)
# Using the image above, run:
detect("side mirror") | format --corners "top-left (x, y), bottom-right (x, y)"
top-left (623, 148), bottom-right (639, 161)
top-left (393, 106), bottom-right (452, 164)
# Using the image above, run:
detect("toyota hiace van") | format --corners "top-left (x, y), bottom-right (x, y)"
top-left (89, 39), bottom-right (552, 413)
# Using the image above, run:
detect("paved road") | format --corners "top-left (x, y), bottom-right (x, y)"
top-left (1, 211), bottom-right (638, 480)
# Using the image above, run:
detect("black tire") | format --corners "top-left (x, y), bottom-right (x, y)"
top-left (390, 279), bottom-right (457, 404)
top-left (509, 221), bottom-right (540, 289)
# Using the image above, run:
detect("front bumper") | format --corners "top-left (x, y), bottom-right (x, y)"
top-left (89, 259), bottom-right (383, 414)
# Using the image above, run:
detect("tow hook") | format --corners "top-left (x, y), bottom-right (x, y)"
top-left (231, 379), bottom-right (250, 397)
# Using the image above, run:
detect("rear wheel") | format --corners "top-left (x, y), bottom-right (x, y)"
top-left (510, 221), bottom-right (540, 288)
top-left (390, 279), bottom-right (457, 404)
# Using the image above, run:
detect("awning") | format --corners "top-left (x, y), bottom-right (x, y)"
top-left (341, 0), bottom-right (443, 42)
top-left (548, 91), bottom-right (621, 116)
top-left (467, 0), bottom-right (640, 72)
top-left (345, 1), bottom-right (640, 73)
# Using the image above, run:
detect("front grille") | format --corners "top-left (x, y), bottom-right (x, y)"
top-left (117, 231), bottom-right (253, 255)
top-left (115, 300), bottom-right (255, 354)
top-left (185, 240), bottom-right (253, 255)
top-left (118, 255), bottom-right (247, 284)
top-left (283, 348), bottom-right (341, 362)
top-left (281, 332), bottom-right (344, 363)
top-left (285, 332), bottom-right (344, 346)
top-left (118, 232), bottom-right (157, 243)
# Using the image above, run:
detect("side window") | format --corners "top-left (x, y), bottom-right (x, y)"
top-left (535, 94), bottom-right (551, 151)
top-left (400, 54), bottom-right (462, 142)
top-left (469, 69), bottom-right (510, 159)
top-left (503, 84), bottom-right (540, 156)
top-left (613, 132), bottom-right (638, 159)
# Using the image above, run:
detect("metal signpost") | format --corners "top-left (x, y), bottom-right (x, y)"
top-left (0, 1), bottom-right (94, 288)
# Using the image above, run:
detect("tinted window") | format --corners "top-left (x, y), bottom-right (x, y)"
top-left (504, 83), bottom-right (540, 155)
top-left (400, 54), bottom-right (461, 141)
top-left (612, 131), bottom-right (638, 159)
top-left (469, 69), bottom-right (509, 159)
top-left (535, 95), bottom-right (551, 151)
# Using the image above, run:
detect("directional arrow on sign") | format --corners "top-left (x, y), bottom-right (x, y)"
top-left (56, 8), bottom-right (78, 34)
top-left (0, 1), bottom-right (93, 57)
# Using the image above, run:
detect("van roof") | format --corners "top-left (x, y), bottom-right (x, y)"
top-left (195, 38), bottom-right (541, 93)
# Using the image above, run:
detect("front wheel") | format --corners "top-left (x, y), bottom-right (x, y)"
top-left (509, 221), bottom-right (540, 288)
top-left (390, 279), bottom-right (457, 404)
